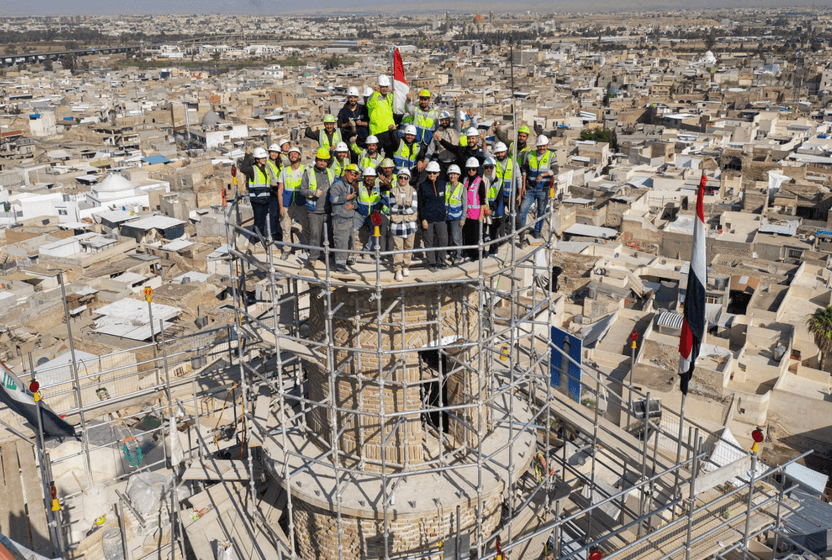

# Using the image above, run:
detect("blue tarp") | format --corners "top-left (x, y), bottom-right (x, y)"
top-left (141, 155), bottom-right (171, 165)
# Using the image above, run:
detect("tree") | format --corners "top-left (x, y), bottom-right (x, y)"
top-left (807, 305), bottom-right (832, 370)
top-left (5, 44), bottom-right (17, 55)
top-left (43, 57), bottom-right (53, 71)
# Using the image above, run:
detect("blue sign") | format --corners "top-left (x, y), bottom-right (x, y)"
top-left (550, 326), bottom-right (583, 403)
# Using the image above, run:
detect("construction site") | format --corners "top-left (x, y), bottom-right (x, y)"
top-left (0, 186), bottom-right (823, 560)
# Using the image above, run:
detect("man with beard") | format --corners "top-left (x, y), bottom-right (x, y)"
top-left (337, 86), bottom-right (369, 148)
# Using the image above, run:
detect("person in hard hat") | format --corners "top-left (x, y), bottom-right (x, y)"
top-left (277, 146), bottom-right (310, 260)
top-left (388, 167), bottom-right (419, 281)
top-left (425, 98), bottom-right (472, 178)
top-left (330, 142), bottom-right (350, 178)
top-left (482, 157), bottom-right (502, 257)
top-left (304, 113), bottom-right (342, 153)
top-left (337, 86), bottom-right (369, 147)
top-left (350, 134), bottom-right (384, 172)
top-left (436, 125), bottom-right (490, 170)
top-left (402, 89), bottom-right (439, 146)
top-left (328, 164), bottom-right (361, 272)
top-left (355, 167), bottom-right (390, 254)
top-left (277, 138), bottom-right (292, 166)
top-left (298, 147), bottom-right (336, 268)
top-left (367, 74), bottom-right (398, 158)
top-left (265, 143), bottom-right (285, 242)
top-left (461, 156), bottom-right (489, 261)
top-left (391, 124), bottom-right (427, 172)
top-left (519, 134), bottom-right (557, 244)
top-left (492, 142), bottom-right (516, 217)
top-left (417, 160), bottom-right (448, 272)
top-left (494, 123), bottom-right (531, 168)
top-left (238, 147), bottom-right (280, 249)
top-left (444, 164), bottom-right (467, 264)
top-left (376, 158), bottom-right (398, 191)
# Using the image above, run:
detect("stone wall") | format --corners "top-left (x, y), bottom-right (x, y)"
top-left (292, 486), bottom-right (504, 560)
top-left (305, 283), bottom-right (484, 468)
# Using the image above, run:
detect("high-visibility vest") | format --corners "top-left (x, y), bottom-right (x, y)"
top-left (248, 166), bottom-right (270, 201)
top-left (394, 141), bottom-right (419, 170)
top-left (306, 167), bottom-right (335, 211)
top-left (445, 182), bottom-right (465, 221)
top-left (464, 176), bottom-right (482, 220)
top-left (367, 92), bottom-right (395, 135)
top-left (411, 107), bottom-right (438, 144)
top-left (318, 129), bottom-right (342, 152)
top-left (357, 150), bottom-right (384, 172)
top-left (280, 164), bottom-right (307, 207)
top-left (266, 160), bottom-right (281, 184)
top-left (357, 182), bottom-right (387, 216)
top-left (330, 157), bottom-right (348, 178)
top-left (525, 150), bottom-right (553, 189)
top-left (495, 157), bottom-right (514, 197)
top-left (486, 178), bottom-right (500, 207)
top-left (511, 141), bottom-right (531, 168)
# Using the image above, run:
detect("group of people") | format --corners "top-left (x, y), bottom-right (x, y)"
top-left (237, 74), bottom-right (559, 280)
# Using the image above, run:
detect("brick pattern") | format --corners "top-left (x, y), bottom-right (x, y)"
top-left (292, 487), bottom-right (504, 560)
top-left (305, 284), bottom-right (486, 468)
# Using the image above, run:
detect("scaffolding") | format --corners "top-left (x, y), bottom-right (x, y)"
top-left (0, 181), bottom-right (816, 560)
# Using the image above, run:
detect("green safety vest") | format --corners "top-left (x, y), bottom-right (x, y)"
top-left (394, 141), bottom-right (419, 169)
top-left (248, 166), bottom-right (270, 200)
top-left (367, 91), bottom-right (395, 135)
top-left (281, 164), bottom-right (307, 207)
top-left (266, 160), bottom-right (281, 184)
top-left (306, 167), bottom-right (335, 211)
top-left (358, 151), bottom-right (383, 172)
top-left (318, 129), bottom-right (342, 152)
top-left (486, 178), bottom-right (500, 205)
top-left (511, 141), bottom-right (531, 167)
top-left (445, 182), bottom-right (464, 220)
top-left (330, 157), bottom-right (348, 177)
top-left (495, 157), bottom-right (514, 195)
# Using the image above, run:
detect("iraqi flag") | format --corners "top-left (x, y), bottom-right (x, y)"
top-left (0, 359), bottom-right (76, 439)
top-left (392, 48), bottom-right (409, 114)
top-left (678, 173), bottom-right (708, 396)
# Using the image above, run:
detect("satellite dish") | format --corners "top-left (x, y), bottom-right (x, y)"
top-left (36, 357), bottom-right (49, 367)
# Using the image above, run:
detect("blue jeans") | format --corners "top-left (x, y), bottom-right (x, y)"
top-left (250, 197), bottom-right (282, 244)
top-left (519, 188), bottom-right (547, 236)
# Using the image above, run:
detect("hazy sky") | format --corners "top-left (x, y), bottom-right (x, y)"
top-left (2, 0), bottom-right (393, 15)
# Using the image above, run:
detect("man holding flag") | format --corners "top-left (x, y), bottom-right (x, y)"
top-left (367, 75), bottom-right (398, 159)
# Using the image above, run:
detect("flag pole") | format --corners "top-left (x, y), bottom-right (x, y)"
top-left (673, 389), bottom-right (687, 515)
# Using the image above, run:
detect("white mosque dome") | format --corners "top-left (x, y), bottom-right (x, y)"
top-left (703, 51), bottom-right (717, 66)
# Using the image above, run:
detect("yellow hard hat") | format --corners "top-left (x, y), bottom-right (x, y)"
top-left (419, 89), bottom-right (431, 98)
top-left (316, 147), bottom-right (330, 160)
top-left (344, 163), bottom-right (360, 173)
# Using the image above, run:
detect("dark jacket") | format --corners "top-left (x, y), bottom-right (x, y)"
top-left (337, 103), bottom-right (369, 143)
top-left (417, 177), bottom-right (448, 224)
top-left (437, 139), bottom-right (488, 169)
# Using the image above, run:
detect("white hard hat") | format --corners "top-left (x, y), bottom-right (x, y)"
top-left (493, 142), bottom-right (508, 153)
top-left (438, 110), bottom-right (452, 119)
top-left (484, 157), bottom-right (496, 167)
top-left (347, 86), bottom-right (360, 97)
top-left (447, 164), bottom-right (461, 175)
top-left (397, 167), bottom-right (411, 177)
top-left (425, 161), bottom-right (440, 173)
top-left (363, 167), bottom-right (377, 177)
top-left (536, 134), bottom-right (549, 146)
top-left (366, 135), bottom-right (379, 145)
top-left (268, 143), bottom-right (280, 152)
top-left (404, 124), bottom-right (417, 136)
top-left (363, 86), bottom-right (374, 98)
top-left (253, 147), bottom-right (268, 159)
top-left (334, 142), bottom-right (349, 153)
top-left (378, 75), bottom-right (391, 87)
top-left (465, 157), bottom-right (480, 168)
top-left (466, 127), bottom-right (479, 137)
top-left (278, 138), bottom-right (290, 147)
top-left (288, 147), bottom-right (301, 155)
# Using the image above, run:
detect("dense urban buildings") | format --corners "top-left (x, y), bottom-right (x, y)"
top-left (1, 7), bottom-right (832, 560)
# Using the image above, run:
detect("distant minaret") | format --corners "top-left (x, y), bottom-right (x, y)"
top-left (489, 10), bottom-right (494, 23)
top-left (445, 12), bottom-right (450, 31)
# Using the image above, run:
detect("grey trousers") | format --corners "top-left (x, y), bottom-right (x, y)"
top-left (307, 212), bottom-right (327, 261)
top-left (447, 219), bottom-right (463, 260)
top-left (332, 216), bottom-right (354, 266)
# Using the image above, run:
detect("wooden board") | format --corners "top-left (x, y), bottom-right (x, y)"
top-left (16, 442), bottom-right (52, 556)
top-left (0, 444), bottom-right (11, 538)
top-left (181, 459), bottom-right (250, 481)
top-left (1, 442), bottom-right (29, 550)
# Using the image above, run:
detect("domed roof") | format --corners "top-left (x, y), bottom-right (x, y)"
top-left (95, 174), bottom-right (138, 192)
top-left (201, 110), bottom-right (221, 129)
top-left (703, 51), bottom-right (717, 65)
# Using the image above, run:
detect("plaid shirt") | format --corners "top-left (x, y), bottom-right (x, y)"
top-left (389, 185), bottom-right (419, 238)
